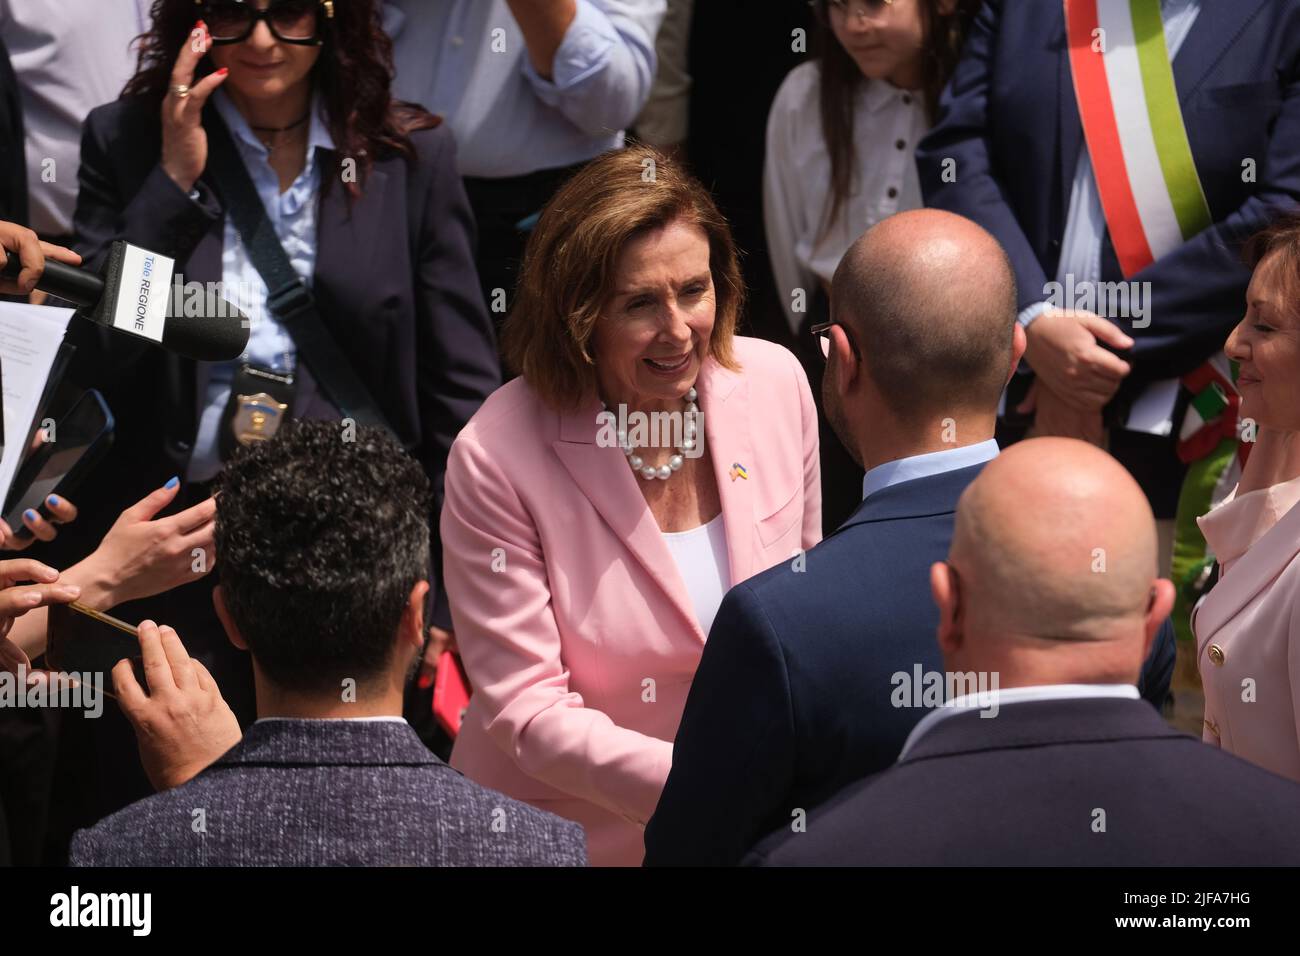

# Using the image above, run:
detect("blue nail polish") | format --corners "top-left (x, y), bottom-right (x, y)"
top-left (165, 476), bottom-right (179, 490)
top-left (23, 509), bottom-right (37, 522)
top-left (47, 495), bottom-right (60, 507)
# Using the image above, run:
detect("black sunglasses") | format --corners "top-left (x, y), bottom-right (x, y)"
top-left (196, 0), bottom-right (334, 46)
top-left (810, 320), bottom-right (861, 361)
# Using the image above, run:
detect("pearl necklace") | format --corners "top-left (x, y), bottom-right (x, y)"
top-left (601, 387), bottom-right (699, 481)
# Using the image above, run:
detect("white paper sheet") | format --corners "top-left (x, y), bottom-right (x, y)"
top-left (0, 303), bottom-right (74, 508)
top-left (1124, 377), bottom-right (1180, 437)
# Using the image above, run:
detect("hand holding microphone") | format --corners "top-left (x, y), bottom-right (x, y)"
top-left (0, 230), bottom-right (251, 362)
top-left (0, 221), bottom-right (82, 297)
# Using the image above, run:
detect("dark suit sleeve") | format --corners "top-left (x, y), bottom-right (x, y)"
top-left (1138, 618), bottom-right (1176, 712)
top-left (74, 105), bottom-right (222, 272)
top-left (410, 126), bottom-right (501, 629)
top-left (71, 102), bottom-right (223, 384)
top-left (643, 581), bottom-right (797, 866)
top-left (1124, 72), bottom-right (1300, 379)
top-left (916, 0), bottom-right (1048, 313)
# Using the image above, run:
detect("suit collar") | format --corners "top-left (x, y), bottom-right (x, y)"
top-left (214, 718), bottom-right (445, 768)
top-left (831, 460), bottom-right (987, 535)
top-left (900, 696), bottom-right (1187, 764)
top-left (552, 356), bottom-right (753, 641)
top-left (861, 439), bottom-right (999, 501)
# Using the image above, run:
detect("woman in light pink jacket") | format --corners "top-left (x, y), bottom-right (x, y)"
top-left (440, 148), bottom-right (821, 865)
top-left (1194, 216), bottom-right (1300, 783)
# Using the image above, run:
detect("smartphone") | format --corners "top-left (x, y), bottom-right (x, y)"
top-left (432, 651), bottom-right (471, 738)
top-left (45, 602), bottom-right (145, 699)
top-left (3, 388), bottom-right (114, 539)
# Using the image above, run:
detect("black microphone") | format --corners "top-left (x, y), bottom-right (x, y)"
top-left (1, 239), bottom-right (250, 361)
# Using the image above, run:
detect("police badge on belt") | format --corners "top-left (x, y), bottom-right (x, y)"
top-left (218, 364), bottom-right (296, 461)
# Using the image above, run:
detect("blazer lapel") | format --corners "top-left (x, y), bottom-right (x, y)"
top-left (700, 360), bottom-right (755, 586)
top-left (1054, 10), bottom-right (1083, 230)
top-left (1194, 495), bottom-right (1300, 646)
top-left (1172, 0), bottom-right (1269, 103)
top-left (183, 211), bottom-right (226, 428)
top-left (314, 151), bottom-right (390, 300)
top-left (552, 396), bottom-right (704, 640)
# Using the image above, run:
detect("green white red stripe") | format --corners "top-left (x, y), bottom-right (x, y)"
top-left (1065, 0), bottom-right (1212, 277)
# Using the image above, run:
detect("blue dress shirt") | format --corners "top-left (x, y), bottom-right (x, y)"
top-left (861, 439), bottom-right (1001, 501)
top-left (187, 89), bottom-right (334, 481)
top-left (382, 0), bottom-right (665, 178)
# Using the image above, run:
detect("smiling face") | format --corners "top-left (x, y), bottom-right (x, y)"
top-left (1226, 251), bottom-right (1300, 432)
top-left (828, 0), bottom-right (931, 89)
top-left (206, 0), bottom-right (322, 103)
top-left (591, 219), bottom-right (716, 410)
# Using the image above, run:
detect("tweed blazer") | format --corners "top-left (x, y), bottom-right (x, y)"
top-left (69, 719), bottom-right (587, 866)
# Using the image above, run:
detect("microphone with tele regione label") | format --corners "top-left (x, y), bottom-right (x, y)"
top-left (1, 239), bottom-right (250, 362)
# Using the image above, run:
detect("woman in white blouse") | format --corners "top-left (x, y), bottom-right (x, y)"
top-left (764, 0), bottom-right (978, 530)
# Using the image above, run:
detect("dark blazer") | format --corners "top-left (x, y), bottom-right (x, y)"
top-left (745, 696), bottom-right (1300, 866)
top-left (67, 96), bottom-right (501, 626)
top-left (68, 719), bottom-right (587, 866)
top-left (642, 462), bottom-right (1176, 866)
top-left (917, 0), bottom-right (1300, 386)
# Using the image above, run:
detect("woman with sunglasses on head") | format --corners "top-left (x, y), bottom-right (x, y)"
top-left (764, 0), bottom-right (979, 534)
top-left (65, 1), bottom-right (499, 755)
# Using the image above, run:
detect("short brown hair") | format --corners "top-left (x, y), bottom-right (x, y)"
top-left (502, 146), bottom-right (744, 409)
top-left (1244, 210), bottom-right (1300, 317)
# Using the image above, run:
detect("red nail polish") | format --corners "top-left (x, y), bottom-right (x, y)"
top-left (217, 67), bottom-right (228, 76)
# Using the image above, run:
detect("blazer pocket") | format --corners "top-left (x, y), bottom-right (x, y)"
top-left (757, 485), bottom-right (803, 548)
top-left (1195, 81), bottom-right (1281, 111)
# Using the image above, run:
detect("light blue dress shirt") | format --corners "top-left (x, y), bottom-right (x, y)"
top-left (861, 439), bottom-right (1001, 502)
top-left (382, 0), bottom-right (665, 178)
top-left (1019, 0), bottom-right (1201, 329)
top-left (187, 89), bottom-right (335, 482)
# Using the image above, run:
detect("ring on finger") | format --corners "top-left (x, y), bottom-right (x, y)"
top-left (169, 84), bottom-right (191, 98)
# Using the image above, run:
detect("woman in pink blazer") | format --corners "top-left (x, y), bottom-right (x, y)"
top-left (440, 148), bottom-right (821, 865)
top-left (1194, 217), bottom-right (1300, 782)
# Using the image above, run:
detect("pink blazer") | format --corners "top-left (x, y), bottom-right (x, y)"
top-left (1194, 476), bottom-right (1300, 783)
top-left (441, 337), bottom-right (821, 865)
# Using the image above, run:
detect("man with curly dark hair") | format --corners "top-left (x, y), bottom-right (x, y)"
top-left (67, 422), bottom-right (586, 867)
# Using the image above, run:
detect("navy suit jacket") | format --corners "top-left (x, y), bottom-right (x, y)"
top-left (65, 96), bottom-right (500, 626)
top-left (69, 719), bottom-right (587, 866)
top-left (643, 461), bottom-right (1175, 866)
top-left (745, 696), bottom-right (1300, 866)
top-left (917, 0), bottom-right (1300, 386)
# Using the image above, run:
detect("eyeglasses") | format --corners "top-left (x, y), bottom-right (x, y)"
top-left (808, 0), bottom-right (896, 24)
top-left (197, 0), bottom-right (334, 46)
top-left (810, 320), bottom-right (860, 361)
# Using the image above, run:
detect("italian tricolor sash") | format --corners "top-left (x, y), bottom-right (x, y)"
top-left (1065, 0), bottom-right (1212, 273)
top-left (1065, 0), bottom-right (1244, 643)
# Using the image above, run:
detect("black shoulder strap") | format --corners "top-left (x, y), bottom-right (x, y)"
top-left (203, 106), bottom-right (396, 436)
